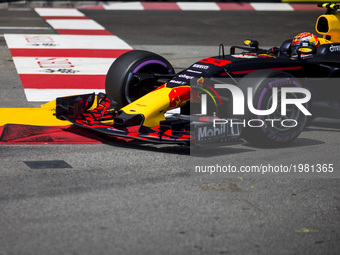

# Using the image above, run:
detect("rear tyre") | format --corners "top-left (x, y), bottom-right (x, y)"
top-left (105, 50), bottom-right (174, 109)
top-left (238, 70), bottom-right (309, 147)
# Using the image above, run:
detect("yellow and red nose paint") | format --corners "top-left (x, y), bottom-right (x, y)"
top-left (168, 86), bottom-right (190, 108)
top-left (120, 85), bottom-right (190, 127)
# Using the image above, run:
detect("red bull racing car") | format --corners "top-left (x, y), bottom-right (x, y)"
top-left (56, 3), bottom-right (340, 147)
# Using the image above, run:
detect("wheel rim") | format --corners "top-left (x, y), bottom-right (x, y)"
top-left (125, 60), bottom-right (173, 104)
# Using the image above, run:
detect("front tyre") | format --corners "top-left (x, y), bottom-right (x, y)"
top-left (238, 70), bottom-right (309, 147)
top-left (105, 50), bottom-right (174, 109)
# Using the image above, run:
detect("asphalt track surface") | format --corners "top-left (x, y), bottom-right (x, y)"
top-left (1, 8), bottom-right (340, 255)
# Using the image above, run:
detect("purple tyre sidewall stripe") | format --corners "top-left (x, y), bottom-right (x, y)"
top-left (132, 60), bottom-right (172, 73)
top-left (126, 59), bottom-right (172, 103)
top-left (257, 78), bottom-right (302, 134)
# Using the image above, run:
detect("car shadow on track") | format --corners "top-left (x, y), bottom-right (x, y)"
top-left (190, 147), bottom-right (255, 158)
top-left (305, 121), bottom-right (340, 133)
top-left (98, 135), bottom-right (256, 158)
top-left (87, 133), bottom-right (325, 158)
top-left (242, 138), bottom-right (325, 150)
top-left (66, 123), bottom-right (334, 158)
top-left (103, 138), bottom-right (191, 156)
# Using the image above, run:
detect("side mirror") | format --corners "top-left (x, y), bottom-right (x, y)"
top-left (244, 39), bottom-right (259, 50)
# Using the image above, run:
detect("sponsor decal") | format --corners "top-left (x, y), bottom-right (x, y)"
top-left (36, 57), bottom-right (74, 69)
top-left (198, 125), bottom-right (226, 141)
top-left (192, 64), bottom-right (209, 70)
top-left (178, 74), bottom-right (195, 80)
top-left (36, 57), bottom-right (79, 74)
top-left (186, 69), bottom-right (202, 74)
top-left (197, 121), bottom-right (242, 141)
top-left (169, 79), bottom-right (186, 85)
top-left (298, 48), bottom-right (313, 53)
top-left (42, 69), bottom-right (79, 74)
top-left (329, 45), bottom-right (340, 52)
top-left (24, 35), bottom-right (58, 47)
top-left (232, 54), bottom-right (258, 59)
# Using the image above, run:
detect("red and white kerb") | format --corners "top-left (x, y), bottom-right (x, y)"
top-left (4, 8), bottom-right (133, 102)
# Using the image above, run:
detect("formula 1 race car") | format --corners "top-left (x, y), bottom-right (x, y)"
top-left (56, 3), bottom-right (340, 147)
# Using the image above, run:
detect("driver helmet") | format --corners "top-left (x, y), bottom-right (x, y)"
top-left (291, 32), bottom-right (319, 59)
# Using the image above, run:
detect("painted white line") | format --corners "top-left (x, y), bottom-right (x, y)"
top-left (0, 27), bottom-right (51, 30)
top-left (104, 2), bottom-right (144, 10)
top-left (34, 8), bottom-right (85, 17)
top-left (250, 3), bottom-right (294, 11)
top-left (177, 2), bottom-right (220, 11)
top-left (13, 57), bottom-right (115, 75)
top-left (25, 89), bottom-right (105, 102)
top-left (4, 34), bottom-right (133, 49)
top-left (45, 19), bottom-right (106, 30)
top-left (10, 7), bottom-right (135, 103)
